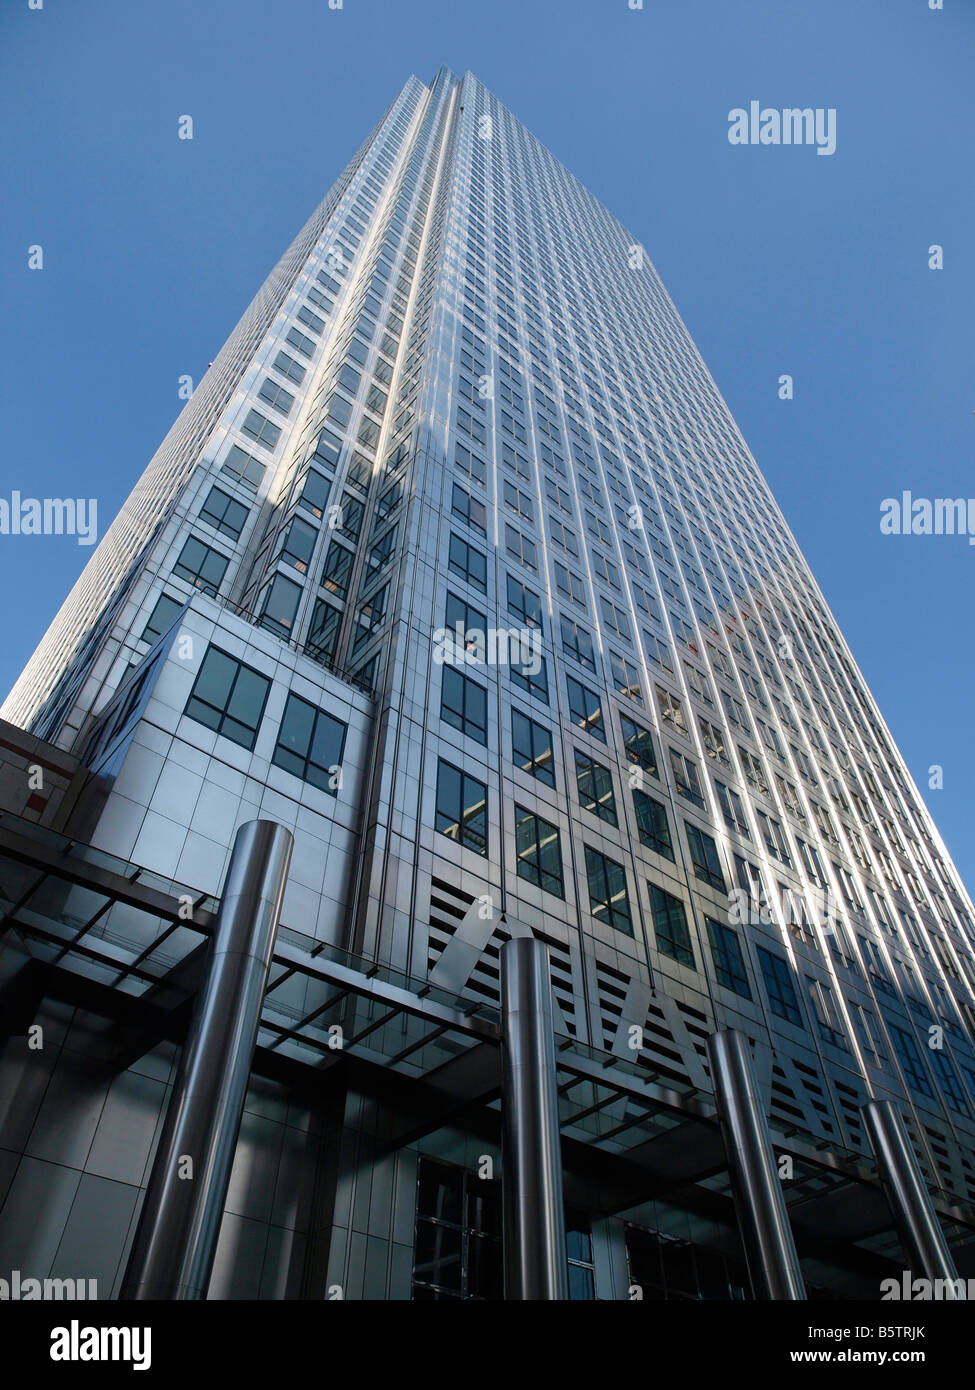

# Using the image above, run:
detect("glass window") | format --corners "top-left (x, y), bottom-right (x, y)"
top-left (258, 573), bottom-right (302, 636)
top-left (510, 653), bottom-right (548, 703)
top-left (584, 847), bottom-right (632, 934)
top-left (649, 884), bottom-right (694, 967)
top-left (321, 542), bottom-right (354, 598)
top-left (279, 516), bottom-right (317, 573)
top-left (561, 616), bottom-right (596, 671)
top-left (272, 693), bottom-right (346, 793)
top-left (685, 823), bottom-right (726, 892)
top-left (514, 807), bottom-right (564, 897)
top-left (575, 750), bottom-right (617, 825)
top-left (620, 716), bottom-right (657, 776)
top-left (141, 593), bottom-right (182, 644)
top-left (298, 470), bottom-right (331, 519)
top-left (305, 597), bottom-right (341, 667)
top-left (888, 1022), bottom-right (934, 1098)
top-left (448, 533), bottom-right (487, 593)
top-left (512, 710), bottom-right (555, 786)
top-left (184, 646), bottom-right (270, 750)
top-left (706, 918), bottom-right (751, 997)
top-left (669, 748), bottom-right (705, 809)
top-left (507, 575), bottom-right (543, 630)
top-left (566, 676), bottom-right (605, 741)
top-left (241, 408), bottom-right (281, 450)
top-left (221, 444), bottom-right (265, 491)
top-left (441, 667), bottom-right (488, 745)
top-left (199, 486), bottom-right (249, 540)
top-left (757, 947), bottom-right (803, 1026)
top-left (633, 790), bottom-right (673, 859)
top-left (173, 536), bottom-right (229, 597)
top-left (435, 760), bottom-right (488, 856)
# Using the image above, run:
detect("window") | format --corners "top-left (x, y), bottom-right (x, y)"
top-left (584, 847), bottom-right (632, 934)
top-left (715, 781), bottom-right (749, 836)
top-left (435, 760), bottom-right (488, 855)
top-left (739, 746), bottom-right (769, 795)
top-left (757, 947), bottom-right (803, 1026)
top-left (698, 718), bottom-right (729, 765)
top-left (298, 470), bottom-right (331, 519)
top-left (173, 536), bottom-right (229, 597)
top-left (199, 486), bottom-right (249, 540)
top-left (444, 591), bottom-right (486, 657)
top-left (441, 668), bottom-right (488, 745)
top-left (610, 652), bottom-right (643, 704)
top-left (279, 516), bottom-right (317, 573)
top-left (258, 573), bottom-right (302, 635)
top-left (272, 693), bottom-right (346, 793)
top-left (620, 716), bottom-right (657, 776)
top-left (575, 751), bottom-right (617, 825)
top-left (258, 377), bottom-right (294, 416)
top-left (512, 710), bottom-right (555, 786)
top-left (566, 676), bottom-right (605, 741)
top-left (930, 1049), bottom-right (970, 1115)
top-left (649, 884), bottom-right (694, 966)
top-left (685, 823), bottom-right (726, 892)
top-left (507, 575), bottom-right (543, 630)
top-left (452, 483), bottom-right (486, 534)
top-left (757, 810), bottom-right (792, 866)
top-left (514, 808), bottom-right (564, 897)
top-left (561, 616), bottom-right (596, 671)
top-left (305, 598), bottom-right (341, 666)
top-left (806, 975), bottom-right (847, 1048)
top-left (241, 408), bottom-right (281, 450)
top-left (321, 542), bottom-right (354, 598)
top-left (184, 647), bottom-right (270, 750)
top-left (566, 1214), bottom-right (596, 1301)
top-left (286, 326), bottom-right (316, 358)
top-left (511, 653), bottom-right (548, 702)
top-left (887, 1022), bottom-right (934, 1098)
top-left (632, 789), bottom-right (674, 859)
top-left (505, 523), bottom-right (537, 570)
top-left (141, 593), bottom-right (182, 644)
top-left (656, 686), bottom-right (686, 733)
top-left (448, 534), bottom-right (487, 593)
top-left (503, 480), bottom-right (534, 523)
top-left (412, 1158), bottom-right (501, 1301)
top-left (669, 747), bottom-right (705, 809)
top-left (706, 918), bottom-right (751, 997)
top-left (221, 444), bottom-right (265, 491)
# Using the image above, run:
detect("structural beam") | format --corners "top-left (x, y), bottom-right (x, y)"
top-left (120, 820), bottom-right (293, 1300)
top-left (862, 1099), bottom-right (961, 1291)
top-left (500, 937), bottom-right (568, 1300)
top-left (706, 1028), bottom-right (806, 1300)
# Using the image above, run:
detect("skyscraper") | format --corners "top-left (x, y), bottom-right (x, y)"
top-left (2, 67), bottom-right (974, 1301)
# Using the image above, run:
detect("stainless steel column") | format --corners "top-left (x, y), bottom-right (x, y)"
top-left (706, 1028), bottom-right (806, 1300)
top-left (121, 819), bottom-right (293, 1300)
top-left (862, 1099), bottom-right (960, 1289)
top-left (500, 937), bottom-right (569, 1300)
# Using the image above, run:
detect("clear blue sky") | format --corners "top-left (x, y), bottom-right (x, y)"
top-left (2, 0), bottom-right (973, 890)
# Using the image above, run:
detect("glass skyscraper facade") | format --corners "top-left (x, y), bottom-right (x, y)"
top-left (2, 67), bottom-right (975, 1301)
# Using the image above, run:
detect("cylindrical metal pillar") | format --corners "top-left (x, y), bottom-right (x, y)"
top-left (121, 819), bottom-right (293, 1300)
top-left (500, 937), bottom-right (569, 1300)
top-left (862, 1099), bottom-right (960, 1290)
top-left (706, 1028), bottom-right (806, 1300)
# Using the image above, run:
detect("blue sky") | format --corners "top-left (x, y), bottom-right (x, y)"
top-left (2, 0), bottom-right (973, 887)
